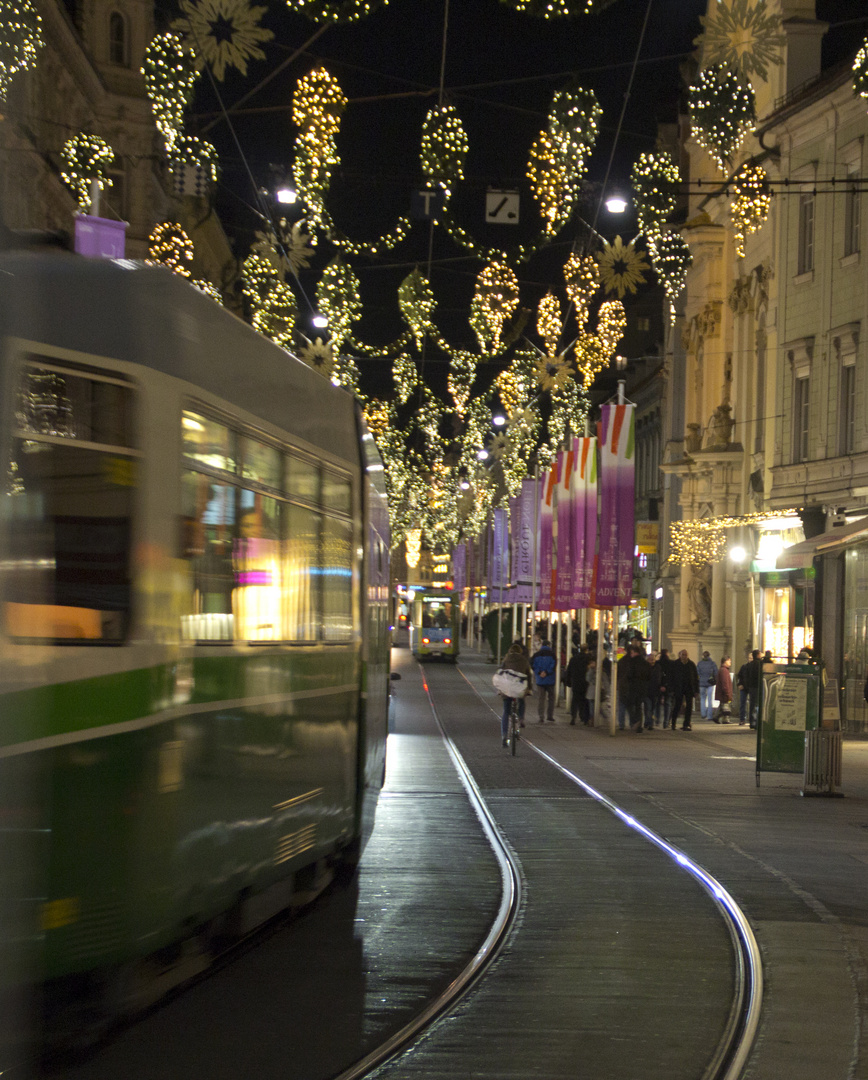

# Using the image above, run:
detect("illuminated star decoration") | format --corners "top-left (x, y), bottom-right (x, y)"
top-left (298, 336), bottom-right (335, 377)
top-left (697, 0), bottom-right (785, 83)
top-left (596, 236), bottom-right (649, 299)
top-left (284, 0), bottom-right (389, 24)
top-left (0, 0), bottom-right (44, 103)
top-left (172, 0), bottom-right (273, 80)
top-left (854, 39), bottom-right (868, 103)
top-left (60, 133), bottom-right (114, 208)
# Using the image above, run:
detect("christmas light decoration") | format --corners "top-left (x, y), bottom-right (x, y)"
top-left (472, 261), bottom-right (520, 352)
top-left (596, 235), bottom-right (649, 298)
top-left (548, 376), bottom-right (587, 447)
top-left (497, 0), bottom-right (617, 16)
top-left (60, 133), bottom-right (114, 209)
top-left (142, 32), bottom-right (199, 150)
top-left (0, 0), bottom-right (43, 104)
top-left (564, 251), bottom-right (599, 326)
top-left (575, 335), bottom-right (608, 390)
top-left (527, 130), bottom-right (571, 235)
top-left (242, 249), bottom-right (283, 305)
top-left (631, 150), bottom-right (680, 244)
top-left (398, 268), bottom-right (436, 347)
top-left (148, 222), bottom-right (194, 277)
top-left (392, 353), bottom-right (419, 404)
top-left (698, 0), bottom-right (784, 83)
top-left (284, 0), bottom-right (388, 24)
top-left (168, 134), bottom-right (219, 181)
top-left (316, 256), bottom-right (362, 346)
top-left (192, 278), bottom-right (223, 303)
top-left (420, 104), bottom-right (469, 197)
top-left (669, 510), bottom-right (798, 565)
top-left (330, 352), bottom-right (361, 394)
top-left (537, 292), bottom-right (562, 357)
top-left (251, 281), bottom-right (296, 347)
top-left (535, 353), bottom-right (571, 393)
top-left (171, 0), bottom-right (273, 80)
top-left (596, 299), bottom-right (626, 356)
top-left (730, 161), bottom-right (771, 259)
top-left (292, 67), bottom-right (346, 224)
top-left (549, 84), bottom-right (602, 151)
top-left (853, 39), bottom-right (868, 102)
top-left (448, 352), bottom-right (477, 415)
top-left (688, 65), bottom-right (756, 171)
top-left (650, 232), bottom-right (692, 302)
top-left (405, 527), bottom-right (422, 568)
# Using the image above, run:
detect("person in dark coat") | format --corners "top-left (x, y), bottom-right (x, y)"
top-left (564, 646), bottom-right (590, 725)
top-left (736, 657), bottom-right (750, 725)
top-left (714, 656), bottom-right (733, 723)
top-left (619, 643), bottom-right (651, 732)
top-left (656, 648), bottom-right (675, 728)
top-left (745, 649), bottom-right (763, 728)
top-left (499, 641), bottom-right (532, 745)
top-left (531, 640), bottom-right (557, 723)
top-left (647, 653), bottom-right (666, 728)
top-left (670, 649), bottom-right (700, 730)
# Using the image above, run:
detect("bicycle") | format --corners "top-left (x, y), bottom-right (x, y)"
top-left (507, 696), bottom-right (521, 755)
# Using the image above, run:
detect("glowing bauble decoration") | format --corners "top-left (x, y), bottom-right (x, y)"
top-left (650, 232), bottom-right (693, 301)
top-left (854, 39), bottom-right (868, 103)
top-left (420, 104), bottom-right (469, 197)
top-left (631, 151), bottom-right (680, 244)
top-left (472, 262), bottom-right (520, 352)
top-left (60, 133), bottom-right (114, 209)
top-left (148, 222), bottom-right (194, 277)
top-left (688, 65), bottom-right (756, 171)
top-left (730, 162), bottom-right (771, 259)
top-left (0, 0), bottom-right (43, 103)
top-left (142, 32), bottom-right (199, 150)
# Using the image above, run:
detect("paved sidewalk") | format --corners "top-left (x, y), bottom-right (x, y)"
top-left (459, 647), bottom-right (868, 1080)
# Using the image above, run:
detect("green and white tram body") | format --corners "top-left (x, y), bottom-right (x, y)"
top-left (0, 252), bottom-right (390, 1024)
top-left (409, 587), bottom-right (459, 663)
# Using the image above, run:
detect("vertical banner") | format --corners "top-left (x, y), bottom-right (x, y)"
top-left (452, 543), bottom-right (466, 594)
top-left (554, 447), bottom-right (574, 612)
top-left (539, 464), bottom-right (557, 610)
top-left (513, 478), bottom-right (537, 603)
top-left (593, 404), bottom-right (636, 606)
top-left (572, 436), bottom-right (597, 609)
top-left (490, 507), bottom-right (509, 589)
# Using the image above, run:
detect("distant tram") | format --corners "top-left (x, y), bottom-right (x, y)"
top-left (408, 587), bottom-right (460, 662)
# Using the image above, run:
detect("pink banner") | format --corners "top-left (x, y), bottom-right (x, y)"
top-left (452, 543), bottom-right (466, 593)
top-left (572, 436), bottom-right (597, 608)
top-left (553, 448), bottom-right (573, 612)
top-left (592, 404), bottom-right (635, 607)
top-left (538, 464), bottom-right (557, 610)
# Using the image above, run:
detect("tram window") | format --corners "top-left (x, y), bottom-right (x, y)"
top-left (181, 472), bottom-right (235, 641)
top-left (5, 442), bottom-right (134, 642)
top-left (322, 470), bottom-right (351, 515)
top-left (17, 367), bottom-right (134, 448)
top-left (284, 503), bottom-right (320, 641)
top-left (285, 454), bottom-right (319, 502)
top-left (235, 490), bottom-right (281, 640)
top-left (322, 516), bottom-right (352, 641)
top-left (240, 436), bottom-right (281, 489)
top-left (422, 600), bottom-right (452, 629)
top-left (182, 412), bottom-right (235, 473)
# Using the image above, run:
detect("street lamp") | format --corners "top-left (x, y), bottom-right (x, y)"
top-left (605, 193), bottom-right (629, 214)
top-left (311, 313), bottom-right (328, 329)
top-left (276, 185), bottom-right (297, 205)
top-left (729, 545), bottom-right (747, 564)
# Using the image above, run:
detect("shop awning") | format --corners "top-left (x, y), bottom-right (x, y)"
top-left (776, 515), bottom-right (868, 569)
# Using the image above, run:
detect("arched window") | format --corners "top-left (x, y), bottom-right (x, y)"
top-left (108, 12), bottom-right (128, 66)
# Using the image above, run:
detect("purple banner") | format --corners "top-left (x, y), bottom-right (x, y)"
top-left (512, 478), bottom-right (538, 603)
top-left (491, 507), bottom-right (509, 589)
top-left (452, 543), bottom-right (466, 593)
top-left (572, 436), bottom-right (597, 608)
top-left (592, 404), bottom-right (635, 607)
top-left (553, 448), bottom-right (573, 612)
top-left (539, 464), bottom-right (557, 610)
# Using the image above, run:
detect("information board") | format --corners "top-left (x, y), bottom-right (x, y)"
top-left (757, 666), bottom-right (821, 781)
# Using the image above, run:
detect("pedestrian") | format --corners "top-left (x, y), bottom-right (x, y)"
top-left (657, 648), bottom-right (675, 728)
top-left (531, 638), bottom-right (557, 723)
top-left (670, 649), bottom-right (700, 730)
top-left (697, 651), bottom-right (718, 720)
top-left (646, 653), bottom-right (664, 728)
top-left (564, 645), bottom-right (590, 725)
top-left (714, 656), bottom-right (733, 723)
top-left (497, 640), bottom-right (532, 746)
top-left (585, 659), bottom-right (598, 724)
top-left (736, 656), bottom-right (750, 725)
top-left (619, 643), bottom-right (651, 732)
top-left (745, 649), bottom-right (763, 728)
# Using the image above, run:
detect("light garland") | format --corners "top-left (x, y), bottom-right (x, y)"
top-left (730, 161), bottom-right (771, 259)
top-left (537, 292), bottom-right (562, 357)
top-left (564, 251), bottom-right (599, 326)
top-left (496, 0), bottom-right (602, 15)
top-left (284, 0), bottom-right (388, 24)
top-left (575, 334), bottom-right (608, 390)
top-left (472, 261), bottom-right (520, 353)
top-left (669, 509), bottom-right (799, 565)
top-left (148, 222), bottom-right (194, 277)
top-left (0, 0), bottom-right (43, 104)
top-left (60, 133), bottom-right (114, 209)
top-left (168, 134), bottom-right (219, 181)
top-left (447, 352), bottom-right (477, 415)
top-left (242, 249), bottom-right (282, 304)
top-left (292, 66), bottom-right (346, 225)
top-left (853, 39), bottom-right (868, 102)
top-left (316, 256), bottom-right (362, 346)
top-left (420, 104), bottom-right (469, 197)
top-left (596, 299), bottom-right (626, 356)
top-left (398, 268), bottom-right (436, 347)
top-left (631, 150), bottom-right (680, 245)
top-left (251, 281), bottom-right (296, 347)
top-left (392, 352), bottom-right (420, 404)
top-left (688, 65), bottom-right (756, 171)
top-left (527, 130), bottom-right (572, 236)
top-left (650, 231), bottom-right (693, 303)
top-left (192, 279), bottom-right (222, 303)
top-left (142, 32), bottom-right (199, 150)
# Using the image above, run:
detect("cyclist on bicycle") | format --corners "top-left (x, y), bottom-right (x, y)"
top-left (498, 641), bottom-right (532, 746)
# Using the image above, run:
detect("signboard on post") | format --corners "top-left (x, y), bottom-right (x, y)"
top-left (756, 665), bottom-right (821, 783)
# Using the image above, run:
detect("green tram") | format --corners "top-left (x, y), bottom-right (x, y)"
top-left (0, 251), bottom-right (391, 1035)
top-left (408, 587), bottom-right (460, 662)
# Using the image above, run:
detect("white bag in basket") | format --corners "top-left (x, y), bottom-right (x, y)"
top-left (493, 668), bottom-right (528, 698)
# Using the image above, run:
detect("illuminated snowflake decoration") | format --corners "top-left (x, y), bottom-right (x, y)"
top-left (697, 0), bottom-right (784, 84)
top-left (596, 236), bottom-right (649, 299)
top-left (854, 40), bottom-right (868, 102)
top-left (535, 354), bottom-right (572, 393)
top-left (0, 0), bottom-right (44, 104)
top-left (298, 336), bottom-right (335, 377)
top-left (172, 0), bottom-right (273, 80)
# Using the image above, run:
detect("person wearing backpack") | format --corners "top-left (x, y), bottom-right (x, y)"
top-left (497, 641), bottom-right (532, 746)
top-left (531, 639), bottom-right (557, 723)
